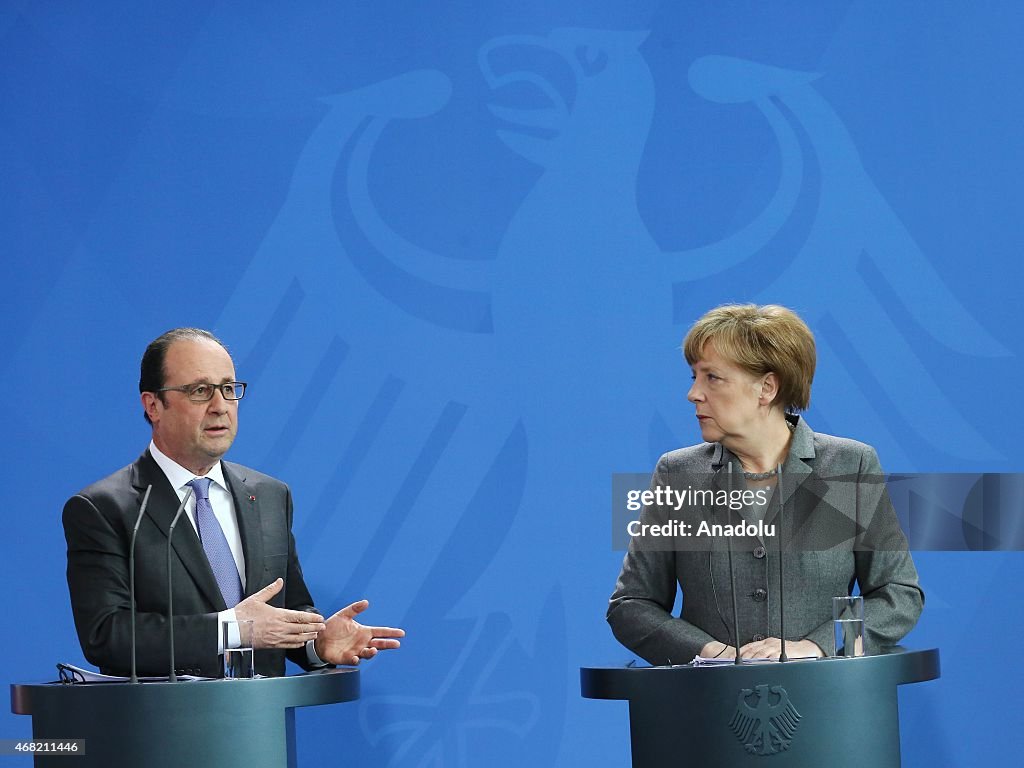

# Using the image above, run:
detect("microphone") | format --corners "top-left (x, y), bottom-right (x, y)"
top-left (166, 486), bottom-right (194, 682)
top-left (128, 484), bottom-right (153, 684)
top-left (726, 463), bottom-right (743, 665)
top-left (776, 464), bottom-right (788, 662)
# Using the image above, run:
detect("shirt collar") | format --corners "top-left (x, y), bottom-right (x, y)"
top-left (712, 413), bottom-right (816, 468)
top-left (149, 440), bottom-right (228, 492)
top-left (785, 413), bottom-right (816, 461)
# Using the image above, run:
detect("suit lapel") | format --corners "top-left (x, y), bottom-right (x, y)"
top-left (762, 417), bottom-right (816, 531)
top-left (131, 451), bottom-right (227, 611)
top-left (223, 462), bottom-right (263, 599)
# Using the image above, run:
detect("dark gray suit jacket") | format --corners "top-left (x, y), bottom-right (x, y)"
top-left (607, 417), bottom-right (924, 664)
top-left (63, 450), bottom-right (320, 677)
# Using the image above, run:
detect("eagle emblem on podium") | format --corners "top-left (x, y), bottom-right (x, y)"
top-left (729, 684), bottom-right (802, 755)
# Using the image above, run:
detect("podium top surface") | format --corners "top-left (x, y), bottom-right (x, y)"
top-left (11, 667), bottom-right (359, 715)
top-left (581, 647), bottom-right (939, 700)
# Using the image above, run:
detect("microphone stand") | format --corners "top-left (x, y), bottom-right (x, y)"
top-left (128, 485), bottom-right (153, 683)
top-left (726, 463), bottom-right (743, 665)
top-left (777, 464), bottom-right (788, 662)
top-left (166, 487), bottom-right (193, 682)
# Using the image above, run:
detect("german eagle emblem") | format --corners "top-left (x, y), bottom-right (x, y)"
top-left (729, 684), bottom-right (802, 756)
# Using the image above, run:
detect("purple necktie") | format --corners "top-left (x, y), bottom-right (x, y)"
top-left (188, 477), bottom-right (242, 607)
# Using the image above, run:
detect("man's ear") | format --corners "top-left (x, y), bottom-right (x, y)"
top-left (141, 391), bottom-right (161, 423)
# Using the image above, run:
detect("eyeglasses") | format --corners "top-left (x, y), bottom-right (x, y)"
top-left (57, 663), bottom-right (85, 684)
top-left (154, 381), bottom-right (247, 402)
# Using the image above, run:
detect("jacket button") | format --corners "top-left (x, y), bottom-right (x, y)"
top-left (752, 634), bottom-right (766, 642)
top-left (753, 546), bottom-right (766, 559)
top-left (753, 588), bottom-right (768, 601)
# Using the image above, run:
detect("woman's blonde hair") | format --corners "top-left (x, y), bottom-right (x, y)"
top-left (683, 304), bottom-right (816, 411)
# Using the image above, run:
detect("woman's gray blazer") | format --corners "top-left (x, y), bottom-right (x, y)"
top-left (607, 416), bottom-right (924, 664)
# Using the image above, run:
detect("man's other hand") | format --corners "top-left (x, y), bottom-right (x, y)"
top-left (313, 600), bottom-right (405, 665)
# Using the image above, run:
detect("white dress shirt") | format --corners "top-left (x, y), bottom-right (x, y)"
top-left (149, 441), bottom-right (243, 653)
top-left (149, 441), bottom-right (326, 666)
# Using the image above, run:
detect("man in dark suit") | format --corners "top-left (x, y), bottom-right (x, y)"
top-left (63, 328), bottom-right (404, 677)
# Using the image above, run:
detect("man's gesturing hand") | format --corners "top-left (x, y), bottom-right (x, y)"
top-left (234, 579), bottom-right (326, 649)
top-left (313, 600), bottom-right (405, 666)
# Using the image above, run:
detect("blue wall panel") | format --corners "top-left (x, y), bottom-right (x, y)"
top-left (2, 3), bottom-right (1021, 764)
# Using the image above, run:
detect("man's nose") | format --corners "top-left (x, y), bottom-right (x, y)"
top-left (208, 389), bottom-right (230, 412)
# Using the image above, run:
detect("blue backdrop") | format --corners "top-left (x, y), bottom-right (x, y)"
top-left (2, 2), bottom-right (1021, 765)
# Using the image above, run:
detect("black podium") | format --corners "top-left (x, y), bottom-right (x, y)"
top-left (582, 648), bottom-right (939, 768)
top-left (11, 668), bottom-right (359, 768)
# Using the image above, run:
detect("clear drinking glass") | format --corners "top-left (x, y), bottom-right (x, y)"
top-left (223, 619), bottom-right (255, 679)
top-left (832, 596), bottom-right (865, 657)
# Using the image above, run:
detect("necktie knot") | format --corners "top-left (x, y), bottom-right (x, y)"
top-left (188, 477), bottom-right (212, 501)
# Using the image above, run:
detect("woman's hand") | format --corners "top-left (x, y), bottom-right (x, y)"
top-left (738, 637), bottom-right (824, 660)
